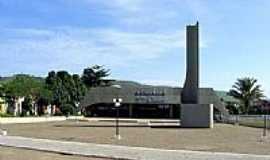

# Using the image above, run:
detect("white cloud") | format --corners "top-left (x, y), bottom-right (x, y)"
top-left (83, 0), bottom-right (144, 12)
top-left (107, 0), bottom-right (144, 12)
top-left (0, 27), bottom-right (185, 74)
top-left (79, 0), bottom-right (184, 29)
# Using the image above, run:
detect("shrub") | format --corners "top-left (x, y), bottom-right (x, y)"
top-left (60, 104), bottom-right (74, 116)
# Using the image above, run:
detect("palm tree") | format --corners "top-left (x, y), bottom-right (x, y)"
top-left (229, 77), bottom-right (264, 114)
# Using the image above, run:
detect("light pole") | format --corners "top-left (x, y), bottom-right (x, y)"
top-left (112, 84), bottom-right (122, 140)
top-left (235, 103), bottom-right (240, 125)
top-left (263, 105), bottom-right (268, 137)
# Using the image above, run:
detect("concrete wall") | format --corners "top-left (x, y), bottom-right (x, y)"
top-left (0, 116), bottom-right (84, 124)
top-left (0, 98), bottom-right (8, 114)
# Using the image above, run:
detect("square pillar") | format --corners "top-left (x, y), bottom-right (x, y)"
top-left (129, 105), bottom-right (133, 118)
top-left (181, 104), bottom-right (213, 128)
top-left (169, 105), bottom-right (174, 118)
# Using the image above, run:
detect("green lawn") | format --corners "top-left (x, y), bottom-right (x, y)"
top-left (239, 119), bottom-right (270, 128)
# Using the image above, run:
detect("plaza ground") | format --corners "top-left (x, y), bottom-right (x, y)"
top-left (0, 146), bottom-right (111, 160)
top-left (1, 120), bottom-right (270, 155)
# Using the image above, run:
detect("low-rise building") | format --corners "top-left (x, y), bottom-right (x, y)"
top-left (80, 81), bottom-right (229, 118)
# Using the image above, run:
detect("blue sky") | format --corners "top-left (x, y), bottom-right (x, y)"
top-left (0, 0), bottom-right (270, 96)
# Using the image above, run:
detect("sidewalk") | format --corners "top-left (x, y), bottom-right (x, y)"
top-left (0, 135), bottom-right (270, 160)
top-left (0, 116), bottom-right (84, 124)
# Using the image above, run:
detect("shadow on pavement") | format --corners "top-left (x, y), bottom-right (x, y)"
top-left (54, 124), bottom-right (150, 128)
top-left (54, 124), bottom-right (198, 129)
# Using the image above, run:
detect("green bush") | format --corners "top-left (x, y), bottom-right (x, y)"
top-left (60, 104), bottom-right (74, 116)
top-left (0, 112), bottom-right (14, 117)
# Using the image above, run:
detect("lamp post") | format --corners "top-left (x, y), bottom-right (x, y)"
top-left (263, 105), bottom-right (268, 137)
top-left (112, 84), bottom-right (122, 140)
top-left (235, 103), bottom-right (240, 125)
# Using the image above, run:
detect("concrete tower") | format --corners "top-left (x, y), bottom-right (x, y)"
top-left (181, 22), bottom-right (199, 104)
top-left (181, 22), bottom-right (213, 128)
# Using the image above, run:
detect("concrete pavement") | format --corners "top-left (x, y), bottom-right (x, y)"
top-left (0, 135), bottom-right (270, 160)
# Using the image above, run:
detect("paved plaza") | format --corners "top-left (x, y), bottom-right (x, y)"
top-left (1, 135), bottom-right (270, 160)
top-left (1, 120), bottom-right (270, 156)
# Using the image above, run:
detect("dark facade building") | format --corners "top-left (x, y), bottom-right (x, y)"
top-left (80, 81), bottom-right (228, 118)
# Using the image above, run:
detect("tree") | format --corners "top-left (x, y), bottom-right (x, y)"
top-left (45, 71), bottom-right (57, 89)
top-left (46, 71), bottom-right (69, 109)
top-left (81, 65), bottom-right (110, 88)
top-left (3, 74), bottom-right (43, 97)
top-left (3, 74), bottom-right (50, 116)
top-left (229, 77), bottom-right (264, 114)
top-left (45, 71), bottom-right (86, 115)
top-left (0, 84), bottom-right (4, 97)
top-left (21, 96), bottom-right (33, 116)
top-left (61, 104), bottom-right (74, 116)
top-left (70, 74), bottom-right (86, 108)
top-left (36, 86), bottom-right (53, 115)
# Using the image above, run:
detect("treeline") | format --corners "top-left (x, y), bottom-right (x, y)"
top-left (0, 65), bottom-right (110, 116)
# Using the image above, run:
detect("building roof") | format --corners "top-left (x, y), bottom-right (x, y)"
top-left (215, 91), bottom-right (239, 103)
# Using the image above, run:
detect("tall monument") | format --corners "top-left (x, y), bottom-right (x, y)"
top-left (181, 22), bottom-right (213, 128)
top-left (182, 22), bottom-right (199, 104)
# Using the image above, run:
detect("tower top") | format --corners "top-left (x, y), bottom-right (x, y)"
top-left (187, 21), bottom-right (199, 27)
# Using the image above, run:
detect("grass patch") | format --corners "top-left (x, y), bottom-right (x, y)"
top-left (239, 119), bottom-right (270, 128)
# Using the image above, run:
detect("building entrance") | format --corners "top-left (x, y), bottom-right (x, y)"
top-left (84, 103), bottom-right (180, 118)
